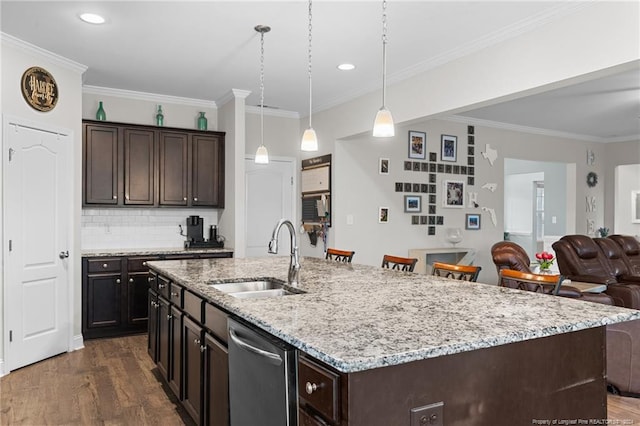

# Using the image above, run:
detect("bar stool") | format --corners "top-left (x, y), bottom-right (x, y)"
top-left (381, 255), bottom-right (418, 272)
top-left (325, 248), bottom-right (355, 263)
top-left (498, 269), bottom-right (562, 295)
top-left (432, 262), bottom-right (481, 282)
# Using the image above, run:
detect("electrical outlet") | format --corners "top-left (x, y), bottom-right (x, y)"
top-left (410, 401), bottom-right (444, 426)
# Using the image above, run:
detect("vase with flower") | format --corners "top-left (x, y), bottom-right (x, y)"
top-left (534, 251), bottom-right (555, 274)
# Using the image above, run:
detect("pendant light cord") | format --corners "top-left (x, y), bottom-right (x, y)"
top-left (381, 0), bottom-right (388, 108)
top-left (260, 30), bottom-right (265, 146)
top-left (308, 0), bottom-right (313, 128)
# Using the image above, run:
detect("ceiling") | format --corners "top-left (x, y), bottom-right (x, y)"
top-left (2, 1), bottom-right (638, 142)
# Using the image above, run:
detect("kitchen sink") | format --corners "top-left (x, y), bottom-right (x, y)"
top-left (210, 280), bottom-right (304, 298)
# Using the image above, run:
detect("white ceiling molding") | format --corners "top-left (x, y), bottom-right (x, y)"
top-left (82, 85), bottom-right (217, 109)
top-left (444, 115), bottom-right (639, 144)
top-left (216, 89), bottom-right (251, 106)
top-left (1, 32), bottom-right (87, 74)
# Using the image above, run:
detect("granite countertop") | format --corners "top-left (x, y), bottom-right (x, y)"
top-left (82, 247), bottom-right (234, 257)
top-left (147, 256), bottom-right (640, 373)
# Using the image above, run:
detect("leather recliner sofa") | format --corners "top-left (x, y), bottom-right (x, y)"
top-left (552, 235), bottom-right (640, 309)
top-left (491, 241), bottom-right (614, 304)
top-left (609, 234), bottom-right (640, 274)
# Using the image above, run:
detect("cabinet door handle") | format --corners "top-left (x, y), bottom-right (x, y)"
top-left (125, 194), bottom-right (129, 200)
top-left (193, 197), bottom-right (198, 202)
top-left (305, 382), bottom-right (319, 395)
top-left (158, 283), bottom-right (166, 289)
top-left (171, 291), bottom-right (179, 298)
top-left (183, 197), bottom-right (187, 201)
top-left (103, 263), bottom-right (109, 268)
top-left (194, 338), bottom-right (201, 346)
top-left (167, 314), bottom-right (172, 320)
top-left (142, 262), bottom-right (147, 266)
top-left (148, 277), bottom-right (154, 282)
top-left (115, 279), bottom-right (121, 284)
top-left (129, 278), bottom-right (134, 283)
top-left (200, 345), bottom-right (206, 353)
top-left (113, 195), bottom-right (117, 199)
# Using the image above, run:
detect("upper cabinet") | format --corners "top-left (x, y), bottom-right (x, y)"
top-left (83, 120), bottom-right (225, 208)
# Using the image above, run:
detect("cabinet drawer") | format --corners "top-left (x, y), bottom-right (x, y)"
top-left (87, 258), bottom-right (122, 273)
top-left (128, 256), bottom-right (160, 272)
top-left (168, 283), bottom-right (183, 308)
top-left (157, 275), bottom-right (171, 299)
top-left (183, 290), bottom-right (203, 322)
top-left (299, 408), bottom-right (329, 426)
top-left (204, 303), bottom-right (227, 344)
top-left (298, 357), bottom-right (340, 424)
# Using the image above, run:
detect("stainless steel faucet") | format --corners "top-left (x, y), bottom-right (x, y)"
top-left (268, 219), bottom-right (301, 287)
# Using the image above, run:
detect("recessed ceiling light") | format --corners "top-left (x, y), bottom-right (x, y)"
top-left (79, 13), bottom-right (105, 24)
top-left (337, 63), bottom-right (356, 71)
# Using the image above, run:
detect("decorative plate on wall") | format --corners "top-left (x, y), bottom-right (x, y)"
top-left (586, 172), bottom-right (598, 188)
top-left (21, 66), bottom-right (59, 112)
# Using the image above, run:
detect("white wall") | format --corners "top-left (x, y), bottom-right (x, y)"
top-left (1, 34), bottom-right (86, 366)
top-left (615, 164), bottom-right (640, 237)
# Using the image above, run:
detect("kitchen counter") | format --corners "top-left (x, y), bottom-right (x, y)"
top-left (82, 247), bottom-right (234, 257)
top-left (147, 256), bottom-right (640, 374)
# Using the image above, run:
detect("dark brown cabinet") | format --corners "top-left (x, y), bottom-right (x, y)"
top-left (149, 270), bottom-right (231, 426)
top-left (82, 252), bottom-right (232, 340)
top-left (84, 123), bottom-right (119, 205)
top-left (83, 120), bottom-right (225, 208)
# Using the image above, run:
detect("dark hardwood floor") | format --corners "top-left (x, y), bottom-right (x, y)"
top-left (1, 334), bottom-right (639, 425)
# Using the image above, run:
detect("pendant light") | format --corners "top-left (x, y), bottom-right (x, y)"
top-left (300, 0), bottom-right (318, 151)
top-left (254, 25), bottom-right (271, 164)
top-left (372, 0), bottom-right (395, 137)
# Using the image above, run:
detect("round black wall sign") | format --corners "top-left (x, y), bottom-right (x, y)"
top-left (21, 66), bottom-right (59, 112)
top-left (586, 172), bottom-right (598, 188)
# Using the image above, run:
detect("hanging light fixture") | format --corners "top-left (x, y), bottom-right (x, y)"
top-left (372, 0), bottom-right (395, 137)
top-left (254, 25), bottom-right (271, 164)
top-left (300, 0), bottom-right (318, 152)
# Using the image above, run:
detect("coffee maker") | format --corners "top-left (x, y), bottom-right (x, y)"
top-left (183, 215), bottom-right (224, 249)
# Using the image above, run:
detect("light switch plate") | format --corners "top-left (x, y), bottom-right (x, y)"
top-left (410, 401), bottom-right (444, 426)
top-left (346, 214), bottom-right (354, 225)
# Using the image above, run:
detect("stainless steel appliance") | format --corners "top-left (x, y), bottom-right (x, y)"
top-left (228, 318), bottom-right (297, 426)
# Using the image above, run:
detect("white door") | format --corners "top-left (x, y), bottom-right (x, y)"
top-left (4, 120), bottom-right (71, 371)
top-left (245, 158), bottom-right (295, 258)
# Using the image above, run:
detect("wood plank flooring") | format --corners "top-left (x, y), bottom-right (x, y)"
top-left (1, 334), bottom-right (639, 425)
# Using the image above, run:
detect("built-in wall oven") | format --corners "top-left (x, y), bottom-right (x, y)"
top-left (228, 318), bottom-right (297, 426)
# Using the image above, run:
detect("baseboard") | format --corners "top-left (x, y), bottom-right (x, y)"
top-left (72, 334), bottom-right (85, 351)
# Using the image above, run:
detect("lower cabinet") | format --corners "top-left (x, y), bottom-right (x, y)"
top-left (149, 271), bottom-right (230, 426)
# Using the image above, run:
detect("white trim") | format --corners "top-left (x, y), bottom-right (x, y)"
top-left (245, 105), bottom-right (300, 119)
top-left (0, 359), bottom-right (5, 377)
top-left (217, 89), bottom-right (252, 106)
top-left (1, 32), bottom-right (87, 74)
top-left (443, 115), bottom-right (639, 144)
top-left (72, 334), bottom-right (85, 351)
top-left (82, 85), bottom-right (217, 109)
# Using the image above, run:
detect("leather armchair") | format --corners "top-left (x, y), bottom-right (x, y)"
top-left (553, 235), bottom-right (640, 308)
top-left (609, 234), bottom-right (640, 274)
top-left (607, 319), bottom-right (640, 396)
top-left (491, 241), bottom-right (613, 304)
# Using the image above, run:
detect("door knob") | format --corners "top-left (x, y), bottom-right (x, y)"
top-left (59, 251), bottom-right (69, 259)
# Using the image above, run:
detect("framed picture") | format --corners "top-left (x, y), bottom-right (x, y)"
top-left (441, 134), bottom-right (457, 162)
top-left (379, 158), bottom-right (389, 175)
top-left (408, 131), bottom-right (426, 159)
top-left (466, 213), bottom-right (481, 230)
top-left (404, 195), bottom-right (422, 213)
top-left (379, 207), bottom-right (389, 223)
top-left (443, 180), bottom-right (465, 208)
top-left (632, 191), bottom-right (640, 223)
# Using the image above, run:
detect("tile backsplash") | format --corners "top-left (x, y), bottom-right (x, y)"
top-left (81, 208), bottom-right (219, 250)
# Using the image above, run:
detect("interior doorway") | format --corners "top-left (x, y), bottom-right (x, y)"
top-left (504, 158), bottom-right (575, 269)
top-left (3, 117), bottom-right (73, 371)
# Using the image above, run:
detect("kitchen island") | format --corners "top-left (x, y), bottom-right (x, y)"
top-left (148, 256), bottom-right (640, 425)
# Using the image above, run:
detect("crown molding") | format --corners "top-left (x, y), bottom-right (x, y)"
top-left (246, 105), bottom-right (300, 119)
top-left (1, 32), bottom-right (87, 74)
top-left (82, 85), bottom-right (217, 109)
top-left (444, 115), bottom-right (637, 144)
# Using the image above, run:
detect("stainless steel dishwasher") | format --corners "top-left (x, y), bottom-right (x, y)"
top-left (228, 318), bottom-right (297, 426)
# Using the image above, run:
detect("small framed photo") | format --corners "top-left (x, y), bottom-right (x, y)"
top-left (379, 158), bottom-right (389, 175)
top-left (467, 125), bottom-right (475, 135)
top-left (404, 195), bottom-right (422, 213)
top-left (466, 213), bottom-right (481, 230)
top-left (441, 134), bottom-right (457, 162)
top-left (404, 161), bottom-right (412, 171)
top-left (404, 183), bottom-right (412, 192)
top-left (443, 180), bottom-right (465, 208)
top-left (411, 215), bottom-right (420, 225)
top-left (379, 207), bottom-right (389, 223)
top-left (408, 131), bottom-right (427, 159)
top-left (395, 182), bottom-right (403, 192)
top-left (428, 226), bottom-right (436, 236)
top-left (429, 152), bottom-right (437, 162)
